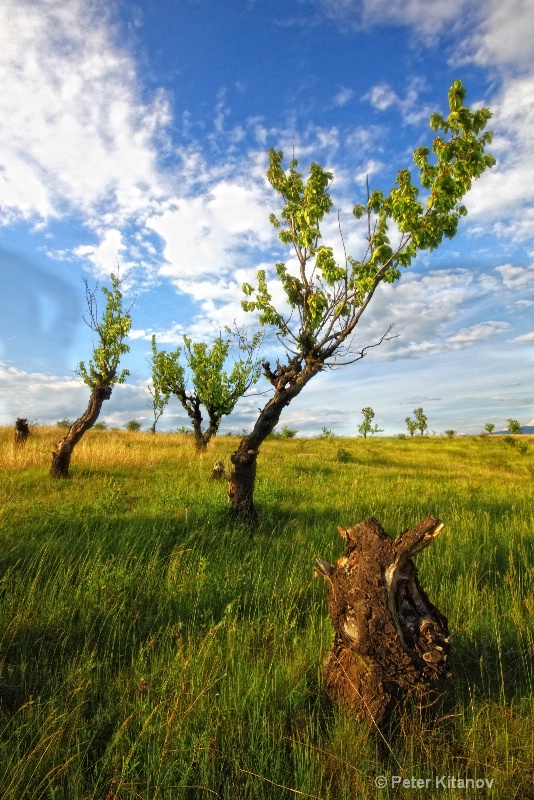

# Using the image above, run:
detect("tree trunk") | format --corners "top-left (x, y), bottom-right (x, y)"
top-left (229, 360), bottom-right (322, 519)
top-left (316, 515), bottom-right (450, 722)
top-left (50, 386), bottom-right (111, 478)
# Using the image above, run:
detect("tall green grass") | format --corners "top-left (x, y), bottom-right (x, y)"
top-left (0, 428), bottom-right (532, 798)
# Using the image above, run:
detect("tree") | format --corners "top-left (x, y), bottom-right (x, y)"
top-left (357, 406), bottom-right (383, 438)
top-left (484, 423), bottom-right (495, 434)
top-left (125, 420), bottom-right (142, 432)
top-left (229, 80), bottom-right (494, 518)
top-left (413, 407), bottom-right (428, 436)
top-left (147, 362), bottom-right (171, 434)
top-left (50, 273), bottom-right (132, 478)
top-left (150, 328), bottom-right (263, 452)
top-left (507, 418), bottom-right (521, 434)
top-left (405, 416), bottom-right (417, 437)
top-left (444, 429), bottom-right (456, 438)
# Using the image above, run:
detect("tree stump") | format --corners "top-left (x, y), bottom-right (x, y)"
top-left (316, 515), bottom-right (451, 722)
top-left (14, 418), bottom-right (30, 447)
top-left (210, 460), bottom-right (226, 479)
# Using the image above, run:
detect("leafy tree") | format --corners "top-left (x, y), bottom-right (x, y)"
top-left (444, 429), bottom-right (456, 438)
top-left (93, 421), bottom-right (108, 430)
top-left (484, 423), bottom-right (495, 434)
top-left (147, 357), bottom-right (172, 434)
top-left (405, 416), bottom-right (418, 437)
top-left (507, 418), bottom-right (521, 434)
top-left (413, 407), bottom-right (428, 436)
top-left (229, 80), bottom-right (494, 517)
top-left (150, 327), bottom-right (263, 452)
top-left (50, 273), bottom-right (132, 477)
top-left (357, 407), bottom-right (383, 438)
top-left (56, 418), bottom-right (72, 428)
top-left (125, 420), bottom-right (142, 432)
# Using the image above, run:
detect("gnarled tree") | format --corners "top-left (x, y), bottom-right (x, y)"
top-left (229, 80), bottom-right (495, 518)
top-left (50, 273), bottom-right (132, 478)
top-left (150, 327), bottom-right (263, 451)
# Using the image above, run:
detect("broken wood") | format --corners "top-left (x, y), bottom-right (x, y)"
top-left (14, 418), bottom-right (30, 447)
top-left (316, 515), bottom-right (450, 722)
top-left (210, 459), bottom-right (226, 479)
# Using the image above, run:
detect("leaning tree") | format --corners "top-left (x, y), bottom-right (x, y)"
top-left (50, 273), bottom-right (132, 477)
top-left (150, 327), bottom-right (263, 452)
top-left (229, 80), bottom-right (495, 518)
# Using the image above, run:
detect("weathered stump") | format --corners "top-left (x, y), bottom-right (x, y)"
top-left (316, 515), bottom-right (451, 722)
top-left (14, 418), bottom-right (30, 447)
top-left (210, 459), bottom-right (226, 479)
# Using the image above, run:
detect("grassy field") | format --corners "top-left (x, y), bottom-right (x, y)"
top-left (0, 427), bottom-right (532, 799)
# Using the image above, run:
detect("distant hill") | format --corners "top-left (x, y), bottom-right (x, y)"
top-left (494, 419), bottom-right (534, 435)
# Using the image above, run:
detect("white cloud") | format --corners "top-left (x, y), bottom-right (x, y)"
top-left (513, 331), bottom-right (534, 342)
top-left (495, 263), bottom-right (534, 290)
top-left (332, 87), bottom-right (355, 107)
top-left (0, 0), bottom-right (169, 224)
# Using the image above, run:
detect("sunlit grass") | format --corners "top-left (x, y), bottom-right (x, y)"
top-left (0, 427), bottom-right (532, 798)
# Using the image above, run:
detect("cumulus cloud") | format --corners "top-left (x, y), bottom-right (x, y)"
top-left (0, 0), bottom-right (170, 224)
top-left (495, 263), bottom-right (534, 290)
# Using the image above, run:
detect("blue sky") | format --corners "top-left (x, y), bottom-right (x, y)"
top-left (0, 0), bottom-right (533, 435)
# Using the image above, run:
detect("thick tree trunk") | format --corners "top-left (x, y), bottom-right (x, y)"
top-left (316, 515), bottom-right (450, 722)
top-left (50, 386), bottom-right (111, 478)
top-left (229, 359), bottom-right (322, 518)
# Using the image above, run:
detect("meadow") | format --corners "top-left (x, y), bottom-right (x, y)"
top-left (0, 427), bottom-right (532, 799)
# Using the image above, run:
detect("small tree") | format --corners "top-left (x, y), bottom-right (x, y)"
top-left (50, 273), bottom-right (132, 478)
top-left (125, 420), bottom-right (142, 432)
top-left (357, 406), bottom-right (383, 438)
top-left (484, 423), bottom-right (495, 434)
top-left (229, 80), bottom-right (494, 518)
top-left (405, 416), bottom-right (417, 437)
top-left (150, 328), bottom-right (263, 452)
top-left (413, 407), bottom-right (428, 436)
top-left (444, 429), bottom-right (456, 438)
top-left (319, 426), bottom-right (335, 439)
top-left (507, 418), bottom-right (521, 434)
top-left (147, 353), bottom-right (172, 434)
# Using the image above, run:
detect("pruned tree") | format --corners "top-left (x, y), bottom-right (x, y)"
top-left (230, 80), bottom-right (494, 518)
top-left (357, 406), bottom-right (383, 438)
top-left (50, 273), bottom-right (132, 478)
top-left (150, 327), bottom-right (263, 452)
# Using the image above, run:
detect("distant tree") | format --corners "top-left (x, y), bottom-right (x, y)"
top-left (413, 407), bottom-right (428, 436)
top-left (357, 406), bottom-right (383, 438)
top-left (50, 273), bottom-right (132, 478)
top-left (93, 421), bottom-right (108, 430)
top-left (319, 426), bottom-right (335, 439)
top-left (56, 418), bottom-right (72, 428)
top-left (444, 429), bottom-right (456, 438)
top-left (125, 420), bottom-right (142, 432)
top-left (281, 425), bottom-right (297, 438)
top-left (484, 423), bottom-right (495, 434)
top-left (147, 336), bottom-right (172, 433)
top-left (230, 80), bottom-right (494, 518)
top-left (150, 327), bottom-right (263, 452)
top-left (405, 416), bottom-right (417, 437)
top-left (507, 418), bottom-right (521, 434)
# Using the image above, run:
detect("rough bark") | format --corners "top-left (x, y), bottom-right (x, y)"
top-left (50, 385), bottom-right (111, 478)
top-left (316, 515), bottom-right (450, 722)
top-left (14, 418), bottom-right (30, 447)
top-left (229, 358), bottom-right (322, 518)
